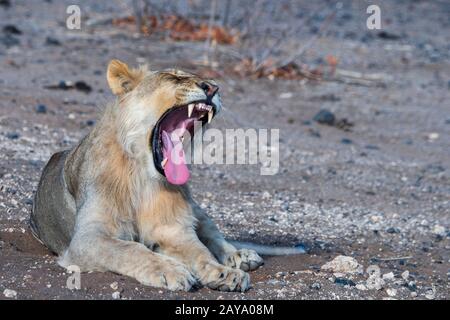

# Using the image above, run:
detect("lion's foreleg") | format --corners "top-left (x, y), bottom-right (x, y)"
top-left (60, 219), bottom-right (196, 291)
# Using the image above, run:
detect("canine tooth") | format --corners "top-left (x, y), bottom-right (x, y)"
top-left (161, 158), bottom-right (168, 168)
top-left (208, 110), bottom-right (213, 124)
top-left (188, 104), bottom-right (194, 117)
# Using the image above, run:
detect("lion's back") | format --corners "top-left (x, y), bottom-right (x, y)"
top-left (31, 150), bottom-right (77, 255)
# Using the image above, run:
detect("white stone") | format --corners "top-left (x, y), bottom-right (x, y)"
top-left (366, 275), bottom-right (385, 290)
top-left (401, 270), bottom-right (409, 281)
top-left (112, 291), bottom-right (121, 299)
top-left (110, 282), bottom-right (119, 291)
top-left (356, 284), bottom-right (367, 291)
top-left (432, 225), bottom-right (446, 237)
top-left (386, 288), bottom-right (397, 297)
top-left (279, 92), bottom-right (293, 99)
top-left (262, 191), bottom-right (271, 199)
top-left (382, 272), bottom-right (395, 281)
top-left (321, 255), bottom-right (363, 274)
top-left (3, 289), bottom-right (17, 298)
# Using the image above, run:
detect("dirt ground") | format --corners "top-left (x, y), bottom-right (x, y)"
top-left (0, 0), bottom-right (449, 300)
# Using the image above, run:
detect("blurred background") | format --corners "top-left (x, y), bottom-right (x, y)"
top-left (0, 0), bottom-right (449, 299)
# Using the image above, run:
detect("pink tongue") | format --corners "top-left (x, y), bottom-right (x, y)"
top-left (161, 130), bottom-right (190, 185)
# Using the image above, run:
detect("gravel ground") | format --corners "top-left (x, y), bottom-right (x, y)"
top-left (0, 0), bottom-right (449, 300)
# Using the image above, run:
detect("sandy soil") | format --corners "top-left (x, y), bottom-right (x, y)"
top-left (0, 0), bottom-right (449, 300)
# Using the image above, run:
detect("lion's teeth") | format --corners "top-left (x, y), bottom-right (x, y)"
top-left (161, 158), bottom-right (168, 168)
top-left (188, 104), bottom-right (194, 117)
top-left (207, 110), bottom-right (213, 124)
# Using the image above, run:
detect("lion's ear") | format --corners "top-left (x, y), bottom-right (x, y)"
top-left (107, 59), bottom-right (146, 95)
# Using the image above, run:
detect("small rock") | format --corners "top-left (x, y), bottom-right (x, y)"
top-left (341, 138), bottom-right (352, 144)
top-left (410, 292), bottom-right (417, 298)
top-left (45, 37), bottom-right (61, 46)
top-left (3, 289), bottom-right (17, 298)
top-left (262, 191), bottom-right (271, 199)
top-left (6, 132), bottom-right (20, 139)
top-left (334, 277), bottom-right (356, 287)
top-left (386, 288), bottom-right (397, 297)
top-left (112, 291), bottom-right (121, 299)
top-left (279, 92), bottom-right (293, 99)
top-left (321, 255), bottom-right (363, 274)
top-left (356, 284), bottom-right (367, 291)
top-left (3, 25), bottom-right (22, 35)
top-left (382, 272), bottom-right (395, 281)
top-left (35, 104), bottom-right (47, 114)
top-left (424, 287), bottom-right (435, 300)
top-left (425, 132), bottom-right (439, 141)
top-left (401, 270), bottom-right (409, 281)
top-left (370, 215), bottom-right (382, 223)
top-left (313, 109), bottom-right (335, 125)
top-left (406, 281), bottom-right (417, 291)
top-left (386, 227), bottom-right (400, 234)
top-left (110, 282), bottom-right (119, 290)
top-left (74, 81), bottom-right (92, 93)
top-left (310, 282), bottom-right (321, 290)
top-left (432, 225), bottom-right (446, 237)
top-left (366, 276), bottom-right (385, 290)
top-left (377, 31), bottom-right (401, 40)
top-left (0, 0), bottom-right (11, 8)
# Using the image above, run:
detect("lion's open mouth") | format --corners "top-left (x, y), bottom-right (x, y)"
top-left (151, 101), bottom-right (216, 185)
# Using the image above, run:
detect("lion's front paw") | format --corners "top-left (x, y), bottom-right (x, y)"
top-left (224, 249), bottom-right (264, 272)
top-left (202, 264), bottom-right (250, 292)
top-left (137, 258), bottom-right (197, 291)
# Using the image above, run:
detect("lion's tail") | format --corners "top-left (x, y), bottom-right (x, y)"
top-left (228, 241), bottom-right (306, 256)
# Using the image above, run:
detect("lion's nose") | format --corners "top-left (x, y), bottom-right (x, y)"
top-left (198, 82), bottom-right (219, 98)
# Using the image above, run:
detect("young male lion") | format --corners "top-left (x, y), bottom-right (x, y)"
top-left (30, 59), bottom-right (266, 292)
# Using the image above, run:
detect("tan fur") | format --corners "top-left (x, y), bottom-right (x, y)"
top-left (31, 59), bottom-right (263, 292)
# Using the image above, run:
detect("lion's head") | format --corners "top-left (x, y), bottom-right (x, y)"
top-left (106, 59), bottom-right (221, 185)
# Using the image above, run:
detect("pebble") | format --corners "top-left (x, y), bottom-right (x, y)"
top-left (356, 284), bottom-right (367, 291)
top-left (262, 191), bottom-right (271, 199)
top-left (3, 289), bottom-right (17, 298)
top-left (279, 92), bottom-right (293, 99)
top-left (112, 291), bottom-right (121, 299)
top-left (45, 36), bottom-right (61, 46)
top-left (386, 288), bottom-right (397, 297)
top-left (370, 215), bottom-right (382, 223)
top-left (6, 132), bottom-right (20, 139)
top-left (406, 281), bottom-right (417, 291)
top-left (321, 255), bottom-right (363, 274)
top-left (382, 272), bottom-right (395, 281)
top-left (35, 104), bottom-right (47, 113)
top-left (313, 109), bottom-right (335, 125)
top-left (334, 277), bottom-right (356, 287)
top-left (425, 287), bottom-right (435, 300)
top-left (425, 132), bottom-right (439, 141)
top-left (432, 225), bottom-right (446, 237)
top-left (341, 138), bottom-right (352, 144)
top-left (310, 282), bottom-right (321, 290)
top-left (386, 227), bottom-right (400, 234)
top-left (401, 270), bottom-right (409, 281)
top-left (110, 282), bottom-right (119, 290)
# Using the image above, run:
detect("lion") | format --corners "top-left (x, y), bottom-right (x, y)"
top-left (30, 59), bottom-right (302, 292)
